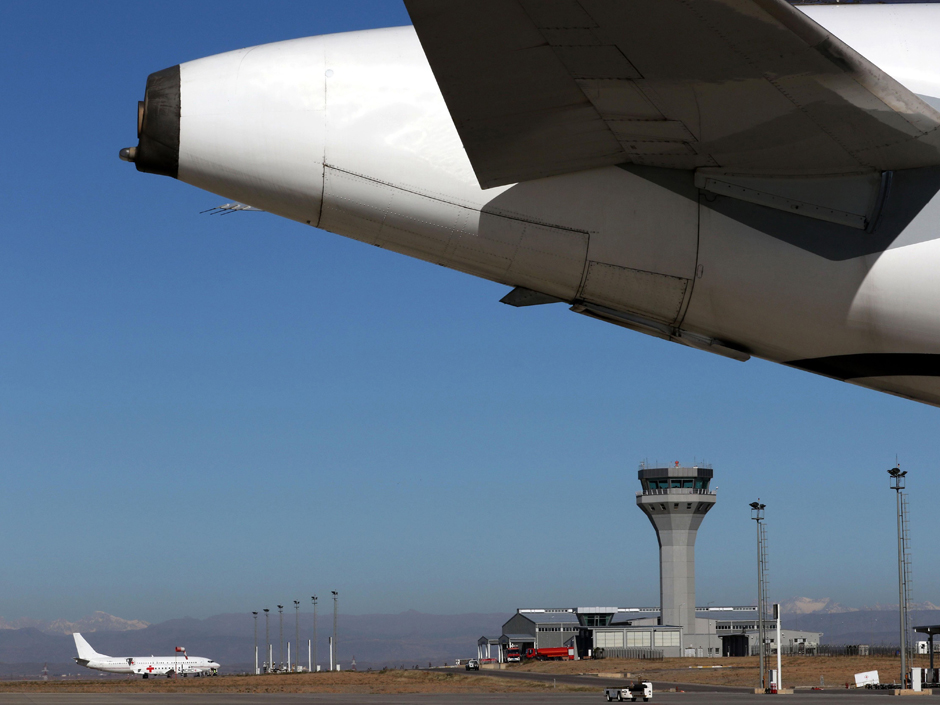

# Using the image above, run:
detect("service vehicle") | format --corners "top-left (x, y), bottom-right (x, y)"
top-left (604, 680), bottom-right (652, 702)
top-left (524, 647), bottom-right (575, 661)
top-left (505, 648), bottom-right (522, 663)
top-left (465, 659), bottom-right (479, 671)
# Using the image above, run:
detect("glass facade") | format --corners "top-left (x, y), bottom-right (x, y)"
top-left (641, 477), bottom-right (710, 491)
top-left (580, 613), bottom-right (613, 627)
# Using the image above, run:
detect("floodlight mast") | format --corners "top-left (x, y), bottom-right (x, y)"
top-left (294, 601), bottom-right (300, 673)
top-left (263, 609), bottom-right (270, 673)
top-left (750, 501), bottom-right (767, 692)
top-left (252, 612), bottom-right (259, 675)
top-left (889, 466), bottom-right (910, 687)
top-left (332, 592), bottom-right (338, 671)
top-left (311, 596), bottom-right (318, 672)
top-left (278, 605), bottom-right (284, 670)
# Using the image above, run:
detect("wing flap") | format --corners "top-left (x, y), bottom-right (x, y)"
top-left (406, 0), bottom-right (940, 188)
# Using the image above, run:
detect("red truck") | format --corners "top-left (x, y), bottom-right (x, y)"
top-left (524, 647), bottom-right (575, 661)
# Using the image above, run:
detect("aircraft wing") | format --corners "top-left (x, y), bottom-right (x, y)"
top-left (405, 0), bottom-right (940, 188)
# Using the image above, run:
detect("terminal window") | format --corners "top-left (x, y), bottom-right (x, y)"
top-left (654, 631), bottom-right (680, 647)
top-left (626, 631), bottom-right (652, 647)
top-left (595, 632), bottom-right (624, 648)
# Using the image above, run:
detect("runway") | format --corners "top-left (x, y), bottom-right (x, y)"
top-left (0, 692), bottom-right (937, 704)
top-left (434, 666), bottom-right (751, 692)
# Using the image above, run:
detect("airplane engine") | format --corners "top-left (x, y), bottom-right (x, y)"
top-left (128, 37), bottom-right (328, 228)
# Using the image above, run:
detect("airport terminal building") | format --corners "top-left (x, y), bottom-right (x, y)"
top-left (477, 465), bottom-right (821, 661)
top-left (479, 606), bottom-right (821, 660)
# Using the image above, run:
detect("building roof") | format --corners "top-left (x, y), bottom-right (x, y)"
top-left (516, 611), bottom-right (579, 624)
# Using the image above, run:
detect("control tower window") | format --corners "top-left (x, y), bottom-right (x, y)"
top-left (683, 480), bottom-right (693, 488)
top-left (670, 479), bottom-right (682, 488)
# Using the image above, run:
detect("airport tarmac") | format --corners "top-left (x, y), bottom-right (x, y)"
top-left (435, 666), bottom-right (751, 692)
top-left (0, 693), bottom-right (938, 704)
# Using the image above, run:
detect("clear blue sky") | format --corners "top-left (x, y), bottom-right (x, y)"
top-left (1, 1), bottom-right (937, 625)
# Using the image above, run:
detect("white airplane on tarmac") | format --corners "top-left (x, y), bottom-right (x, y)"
top-left (120, 1), bottom-right (940, 407)
top-left (72, 633), bottom-right (220, 678)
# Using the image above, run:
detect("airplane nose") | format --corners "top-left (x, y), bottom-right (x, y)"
top-left (120, 65), bottom-right (180, 178)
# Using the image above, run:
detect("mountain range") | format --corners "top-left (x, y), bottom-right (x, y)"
top-left (0, 611), bottom-right (148, 635)
top-left (779, 597), bottom-right (940, 614)
top-left (0, 599), bottom-right (937, 676)
top-left (0, 610), bottom-right (510, 675)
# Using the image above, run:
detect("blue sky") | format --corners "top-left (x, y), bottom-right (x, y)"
top-left (1, 1), bottom-right (938, 625)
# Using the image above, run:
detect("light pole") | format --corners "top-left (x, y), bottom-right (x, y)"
top-left (278, 605), bottom-right (284, 670)
top-left (332, 591), bottom-right (338, 671)
top-left (312, 596), bottom-right (318, 672)
top-left (889, 466), bottom-right (909, 687)
top-left (294, 601), bottom-right (300, 672)
top-left (750, 501), bottom-right (767, 692)
top-left (263, 609), bottom-right (270, 672)
top-left (252, 612), bottom-right (259, 675)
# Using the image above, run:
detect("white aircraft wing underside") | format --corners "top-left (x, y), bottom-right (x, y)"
top-left (405, 0), bottom-right (940, 188)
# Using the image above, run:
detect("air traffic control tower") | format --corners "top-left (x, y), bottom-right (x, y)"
top-left (636, 464), bottom-right (716, 640)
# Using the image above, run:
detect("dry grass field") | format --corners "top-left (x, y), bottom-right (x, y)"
top-left (0, 670), bottom-right (590, 695)
top-left (514, 654), bottom-right (927, 688)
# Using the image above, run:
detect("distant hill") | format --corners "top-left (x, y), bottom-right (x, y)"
top-left (2, 601), bottom-right (938, 677)
top-left (0, 612), bottom-right (148, 634)
top-left (783, 609), bottom-right (940, 645)
top-left (779, 597), bottom-right (940, 615)
top-left (0, 610), bottom-right (510, 675)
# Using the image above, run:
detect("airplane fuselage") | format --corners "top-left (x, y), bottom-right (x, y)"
top-left (76, 655), bottom-right (217, 677)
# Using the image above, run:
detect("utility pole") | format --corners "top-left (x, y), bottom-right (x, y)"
top-left (294, 601), bottom-right (300, 672)
top-left (252, 612), bottom-right (259, 675)
top-left (278, 605), bottom-right (284, 670)
top-left (332, 591), bottom-right (338, 671)
top-left (263, 609), bottom-right (270, 672)
top-left (750, 501), bottom-right (767, 692)
top-left (311, 596), bottom-right (318, 672)
top-left (889, 465), bottom-right (912, 687)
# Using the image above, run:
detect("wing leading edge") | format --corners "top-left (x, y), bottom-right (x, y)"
top-left (405, 0), bottom-right (940, 188)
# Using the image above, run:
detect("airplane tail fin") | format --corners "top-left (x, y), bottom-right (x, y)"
top-left (73, 632), bottom-right (106, 660)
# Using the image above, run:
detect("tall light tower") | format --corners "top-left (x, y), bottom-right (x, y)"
top-left (750, 502), bottom-right (767, 689)
top-left (636, 464), bottom-right (716, 640)
top-left (311, 596), bottom-right (318, 672)
top-left (278, 605), bottom-right (284, 669)
top-left (263, 609), bottom-right (270, 671)
top-left (750, 501), bottom-right (768, 692)
top-left (332, 591), bottom-right (338, 670)
top-left (294, 601), bottom-right (300, 672)
top-left (889, 465), bottom-right (912, 686)
top-left (252, 612), bottom-right (259, 675)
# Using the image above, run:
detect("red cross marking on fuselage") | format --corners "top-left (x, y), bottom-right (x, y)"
top-left (146, 666), bottom-right (154, 672)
